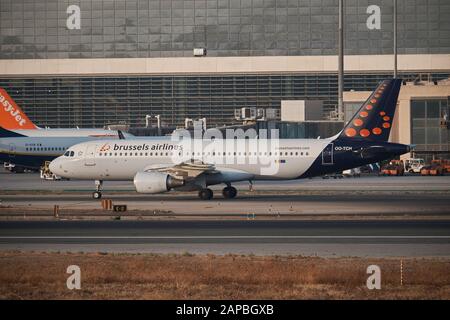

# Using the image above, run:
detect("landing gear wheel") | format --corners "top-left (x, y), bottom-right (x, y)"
top-left (222, 186), bottom-right (237, 199)
top-left (93, 180), bottom-right (103, 199)
top-left (93, 191), bottom-right (102, 199)
top-left (198, 188), bottom-right (213, 200)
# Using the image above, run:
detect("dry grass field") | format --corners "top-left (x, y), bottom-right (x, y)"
top-left (0, 251), bottom-right (449, 299)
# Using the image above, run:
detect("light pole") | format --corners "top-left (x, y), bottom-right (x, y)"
top-left (393, 0), bottom-right (398, 78)
top-left (338, 0), bottom-right (344, 121)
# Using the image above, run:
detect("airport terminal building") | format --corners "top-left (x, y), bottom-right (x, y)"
top-left (0, 0), bottom-right (449, 159)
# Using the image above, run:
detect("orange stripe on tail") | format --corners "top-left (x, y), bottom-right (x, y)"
top-left (0, 88), bottom-right (38, 130)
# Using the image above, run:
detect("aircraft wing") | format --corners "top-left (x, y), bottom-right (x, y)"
top-left (143, 160), bottom-right (254, 187)
top-left (143, 160), bottom-right (218, 180)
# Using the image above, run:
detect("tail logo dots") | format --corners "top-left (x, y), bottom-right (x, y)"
top-left (359, 111), bottom-right (368, 118)
top-left (372, 127), bottom-right (382, 135)
top-left (360, 129), bottom-right (370, 137)
top-left (345, 128), bottom-right (357, 137)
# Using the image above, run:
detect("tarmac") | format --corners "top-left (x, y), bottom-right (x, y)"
top-left (1, 171), bottom-right (449, 257)
top-left (0, 220), bottom-right (449, 257)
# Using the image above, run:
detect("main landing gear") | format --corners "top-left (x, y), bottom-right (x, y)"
top-left (92, 180), bottom-right (103, 199)
top-left (198, 188), bottom-right (213, 200)
top-left (222, 186), bottom-right (237, 199)
top-left (197, 185), bottom-right (238, 200)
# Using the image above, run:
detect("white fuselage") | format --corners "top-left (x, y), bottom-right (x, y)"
top-left (50, 138), bottom-right (333, 182)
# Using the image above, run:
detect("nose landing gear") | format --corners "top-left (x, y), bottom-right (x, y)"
top-left (92, 180), bottom-right (103, 199)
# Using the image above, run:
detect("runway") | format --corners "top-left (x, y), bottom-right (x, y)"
top-left (1, 220), bottom-right (449, 257)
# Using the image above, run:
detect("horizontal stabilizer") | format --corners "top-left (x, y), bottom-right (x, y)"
top-left (353, 145), bottom-right (387, 158)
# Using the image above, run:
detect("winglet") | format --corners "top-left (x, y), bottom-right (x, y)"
top-left (0, 88), bottom-right (39, 130)
top-left (118, 130), bottom-right (125, 140)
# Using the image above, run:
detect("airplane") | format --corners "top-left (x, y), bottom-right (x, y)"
top-left (49, 79), bottom-right (410, 200)
top-left (0, 88), bottom-right (134, 172)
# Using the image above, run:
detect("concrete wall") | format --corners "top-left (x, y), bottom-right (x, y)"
top-left (281, 100), bottom-right (323, 122)
top-left (1, 54), bottom-right (450, 76)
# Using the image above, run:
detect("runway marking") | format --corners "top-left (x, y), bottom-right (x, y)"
top-left (0, 236), bottom-right (449, 240)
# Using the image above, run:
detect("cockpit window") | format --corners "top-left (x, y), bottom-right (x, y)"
top-left (64, 151), bottom-right (70, 157)
top-left (70, 151), bottom-right (75, 157)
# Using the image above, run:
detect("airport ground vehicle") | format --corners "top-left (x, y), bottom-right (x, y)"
top-left (404, 158), bottom-right (425, 173)
top-left (421, 159), bottom-right (447, 176)
top-left (40, 161), bottom-right (62, 180)
top-left (443, 160), bottom-right (450, 174)
top-left (3, 162), bottom-right (25, 173)
top-left (49, 79), bottom-right (411, 200)
top-left (380, 160), bottom-right (405, 176)
top-left (342, 167), bottom-right (361, 177)
top-left (322, 173), bottom-right (344, 179)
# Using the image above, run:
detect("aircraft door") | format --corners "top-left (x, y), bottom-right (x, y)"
top-left (8, 143), bottom-right (16, 158)
top-left (84, 145), bottom-right (96, 166)
top-left (322, 143), bottom-right (334, 165)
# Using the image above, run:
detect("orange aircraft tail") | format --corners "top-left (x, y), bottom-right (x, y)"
top-left (0, 88), bottom-right (39, 130)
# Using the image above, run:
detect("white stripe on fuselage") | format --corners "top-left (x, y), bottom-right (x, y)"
top-left (53, 138), bottom-right (332, 181)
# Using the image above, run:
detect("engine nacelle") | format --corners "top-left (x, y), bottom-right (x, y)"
top-left (133, 171), bottom-right (184, 194)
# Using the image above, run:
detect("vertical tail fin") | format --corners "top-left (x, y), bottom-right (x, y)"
top-left (339, 79), bottom-right (402, 142)
top-left (0, 88), bottom-right (39, 130)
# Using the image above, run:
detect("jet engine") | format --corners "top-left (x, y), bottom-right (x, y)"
top-left (133, 171), bottom-right (184, 194)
